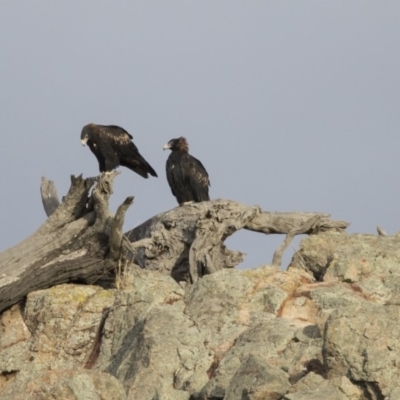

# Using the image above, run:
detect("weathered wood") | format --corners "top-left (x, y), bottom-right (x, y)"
top-left (0, 175), bottom-right (349, 314)
top-left (108, 196), bottom-right (134, 261)
top-left (245, 211), bottom-right (348, 234)
top-left (40, 177), bottom-right (60, 217)
top-left (126, 199), bottom-right (349, 282)
top-left (269, 213), bottom-right (344, 267)
top-left (0, 173), bottom-right (123, 314)
top-left (188, 203), bottom-right (258, 283)
top-left (377, 226), bottom-right (387, 236)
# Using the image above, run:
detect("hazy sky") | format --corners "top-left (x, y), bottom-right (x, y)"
top-left (1, 2), bottom-right (400, 269)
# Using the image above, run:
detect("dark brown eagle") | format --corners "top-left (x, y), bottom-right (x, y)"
top-left (81, 123), bottom-right (157, 178)
top-left (163, 137), bottom-right (210, 205)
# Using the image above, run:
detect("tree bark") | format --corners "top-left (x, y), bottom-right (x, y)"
top-left (108, 196), bottom-right (134, 261)
top-left (40, 177), bottom-right (60, 217)
top-left (0, 173), bottom-right (129, 314)
top-left (0, 175), bottom-right (349, 314)
top-left (126, 200), bottom-right (349, 283)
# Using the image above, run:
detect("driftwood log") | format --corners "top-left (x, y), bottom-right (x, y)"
top-left (0, 174), bottom-right (349, 314)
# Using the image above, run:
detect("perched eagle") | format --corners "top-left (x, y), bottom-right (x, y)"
top-left (81, 123), bottom-right (157, 178)
top-left (163, 137), bottom-right (210, 205)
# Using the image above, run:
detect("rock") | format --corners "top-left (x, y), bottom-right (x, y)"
top-left (0, 368), bottom-right (126, 400)
top-left (386, 387), bottom-right (400, 400)
top-left (289, 233), bottom-right (400, 304)
top-left (331, 376), bottom-right (364, 400)
top-left (288, 371), bottom-right (327, 392)
top-left (184, 269), bottom-right (275, 349)
top-left (24, 284), bottom-right (115, 366)
top-left (110, 303), bottom-right (209, 399)
top-left (96, 269), bottom-right (198, 399)
top-left (199, 317), bottom-right (325, 399)
top-left (0, 304), bottom-right (31, 349)
top-left (323, 302), bottom-right (400, 397)
top-left (2, 231), bottom-right (400, 398)
top-left (224, 354), bottom-right (290, 400)
top-left (282, 385), bottom-right (348, 400)
top-left (287, 374), bottom-right (364, 400)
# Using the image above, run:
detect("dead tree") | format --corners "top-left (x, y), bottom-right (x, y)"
top-left (126, 201), bottom-right (348, 283)
top-left (0, 174), bottom-right (349, 314)
top-left (0, 173), bottom-right (135, 314)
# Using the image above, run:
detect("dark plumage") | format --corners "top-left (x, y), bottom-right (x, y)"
top-left (81, 123), bottom-right (157, 178)
top-left (163, 137), bottom-right (210, 204)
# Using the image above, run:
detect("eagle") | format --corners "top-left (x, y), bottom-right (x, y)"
top-left (80, 123), bottom-right (157, 178)
top-left (163, 137), bottom-right (210, 205)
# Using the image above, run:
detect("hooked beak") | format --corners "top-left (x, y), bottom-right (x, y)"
top-left (81, 138), bottom-right (88, 146)
top-left (163, 143), bottom-right (171, 150)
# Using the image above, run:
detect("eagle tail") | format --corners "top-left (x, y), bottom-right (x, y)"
top-left (121, 155), bottom-right (158, 178)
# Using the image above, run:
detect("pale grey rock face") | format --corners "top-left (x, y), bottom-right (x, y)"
top-left (224, 354), bottom-right (290, 400)
top-left (282, 386), bottom-right (349, 400)
top-left (0, 368), bottom-right (127, 400)
top-left (290, 233), bottom-right (400, 301)
top-left (1, 232), bottom-right (400, 398)
top-left (200, 319), bottom-right (296, 398)
top-left (324, 303), bottom-right (400, 397)
top-left (0, 285), bottom-right (125, 399)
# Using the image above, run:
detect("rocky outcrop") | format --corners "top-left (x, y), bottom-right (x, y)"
top-left (1, 232), bottom-right (399, 399)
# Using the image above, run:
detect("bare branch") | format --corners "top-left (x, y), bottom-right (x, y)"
top-left (377, 226), bottom-right (388, 236)
top-left (272, 232), bottom-right (296, 267)
top-left (108, 197), bottom-right (134, 261)
top-left (40, 177), bottom-right (60, 217)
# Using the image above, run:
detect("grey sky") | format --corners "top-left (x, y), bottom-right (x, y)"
top-left (1, 2), bottom-right (400, 269)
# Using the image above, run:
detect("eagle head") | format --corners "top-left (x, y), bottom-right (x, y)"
top-left (80, 124), bottom-right (94, 146)
top-left (163, 137), bottom-right (189, 152)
